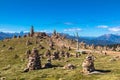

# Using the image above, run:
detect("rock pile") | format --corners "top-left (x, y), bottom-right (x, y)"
top-left (65, 52), bottom-right (70, 58)
top-left (82, 55), bottom-right (95, 74)
top-left (8, 46), bottom-right (14, 50)
top-left (43, 58), bottom-right (53, 68)
top-left (51, 50), bottom-right (60, 60)
top-left (25, 50), bottom-right (31, 58)
top-left (24, 48), bottom-right (41, 72)
top-left (26, 40), bottom-right (32, 46)
top-left (45, 50), bottom-right (51, 58)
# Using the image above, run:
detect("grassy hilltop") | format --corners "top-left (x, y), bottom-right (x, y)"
top-left (0, 37), bottom-right (120, 80)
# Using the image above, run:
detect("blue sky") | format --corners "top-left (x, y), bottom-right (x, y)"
top-left (0, 0), bottom-right (120, 36)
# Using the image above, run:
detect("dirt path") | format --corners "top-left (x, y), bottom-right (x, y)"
top-left (77, 49), bottom-right (120, 56)
top-left (104, 51), bottom-right (120, 56)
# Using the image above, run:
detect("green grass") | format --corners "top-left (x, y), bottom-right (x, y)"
top-left (0, 37), bottom-right (120, 80)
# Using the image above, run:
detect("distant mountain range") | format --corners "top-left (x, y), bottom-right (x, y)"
top-left (63, 33), bottom-right (120, 46)
top-left (0, 32), bottom-right (120, 46)
top-left (0, 31), bottom-right (26, 40)
top-left (97, 34), bottom-right (120, 43)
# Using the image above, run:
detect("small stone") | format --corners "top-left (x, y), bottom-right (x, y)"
top-left (23, 68), bottom-right (29, 72)
top-left (0, 77), bottom-right (6, 80)
top-left (8, 46), bottom-right (14, 50)
top-left (2, 44), bottom-right (6, 47)
top-left (63, 63), bottom-right (75, 70)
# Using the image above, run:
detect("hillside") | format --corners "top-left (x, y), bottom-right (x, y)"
top-left (0, 32), bottom-right (120, 45)
top-left (0, 32), bottom-right (120, 80)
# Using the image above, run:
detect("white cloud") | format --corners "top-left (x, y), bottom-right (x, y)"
top-left (0, 29), bottom-right (29, 33)
top-left (0, 30), bottom-right (16, 33)
top-left (108, 27), bottom-right (120, 32)
top-left (97, 25), bottom-right (108, 28)
top-left (64, 22), bottom-right (73, 25)
top-left (64, 28), bottom-right (82, 32)
top-left (97, 25), bottom-right (120, 32)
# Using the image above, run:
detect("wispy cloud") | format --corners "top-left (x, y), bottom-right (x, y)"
top-left (0, 29), bottom-right (16, 33)
top-left (64, 22), bottom-right (74, 25)
top-left (64, 28), bottom-right (82, 32)
top-left (0, 29), bottom-right (29, 33)
top-left (97, 25), bottom-right (108, 28)
top-left (108, 27), bottom-right (120, 32)
top-left (97, 25), bottom-right (120, 32)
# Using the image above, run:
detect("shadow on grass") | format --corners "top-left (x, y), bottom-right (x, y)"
top-left (88, 69), bottom-right (111, 74)
top-left (95, 69), bottom-right (111, 73)
top-left (22, 64), bottom-right (64, 73)
top-left (42, 64), bottom-right (63, 69)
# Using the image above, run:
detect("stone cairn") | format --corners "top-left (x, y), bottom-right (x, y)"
top-left (37, 44), bottom-right (44, 49)
top-left (45, 50), bottom-right (51, 58)
top-left (13, 35), bottom-right (17, 39)
top-left (17, 35), bottom-right (21, 39)
top-left (23, 35), bottom-right (27, 38)
top-left (51, 50), bottom-right (60, 60)
top-left (44, 58), bottom-right (53, 68)
top-left (65, 52), bottom-right (70, 58)
top-left (2, 44), bottom-right (6, 47)
top-left (115, 45), bottom-right (120, 51)
top-left (75, 52), bottom-right (81, 58)
top-left (8, 46), bottom-right (14, 50)
top-left (24, 48), bottom-right (41, 72)
top-left (25, 50), bottom-right (31, 58)
top-left (48, 39), bottom-right (54, 50)
top-left (82, 55), bottom-right (95, 74)
top-left (26, 40), bottom-right (32, 46)
top-left (68, 46), bottom-right (71, 51)
top-left (60, 51), bottom-right (65, 58)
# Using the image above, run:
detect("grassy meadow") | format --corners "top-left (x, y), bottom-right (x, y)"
top-left (0, 37), bottom-right (120, 80)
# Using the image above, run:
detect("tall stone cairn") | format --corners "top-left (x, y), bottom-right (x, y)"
top-left (27, 48), bottom-right (41, 70)
top-left (82, 55), bottom-right (95, 74)
top-left (30, 26), bottom-right (34, 37)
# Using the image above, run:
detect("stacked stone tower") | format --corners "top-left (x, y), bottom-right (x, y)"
top-left (82, 55), bottom-right (95, 74)
top-left (30, 26), bottom-right (34, 37)
top-left (27, 48), bottom-right (41, 70)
